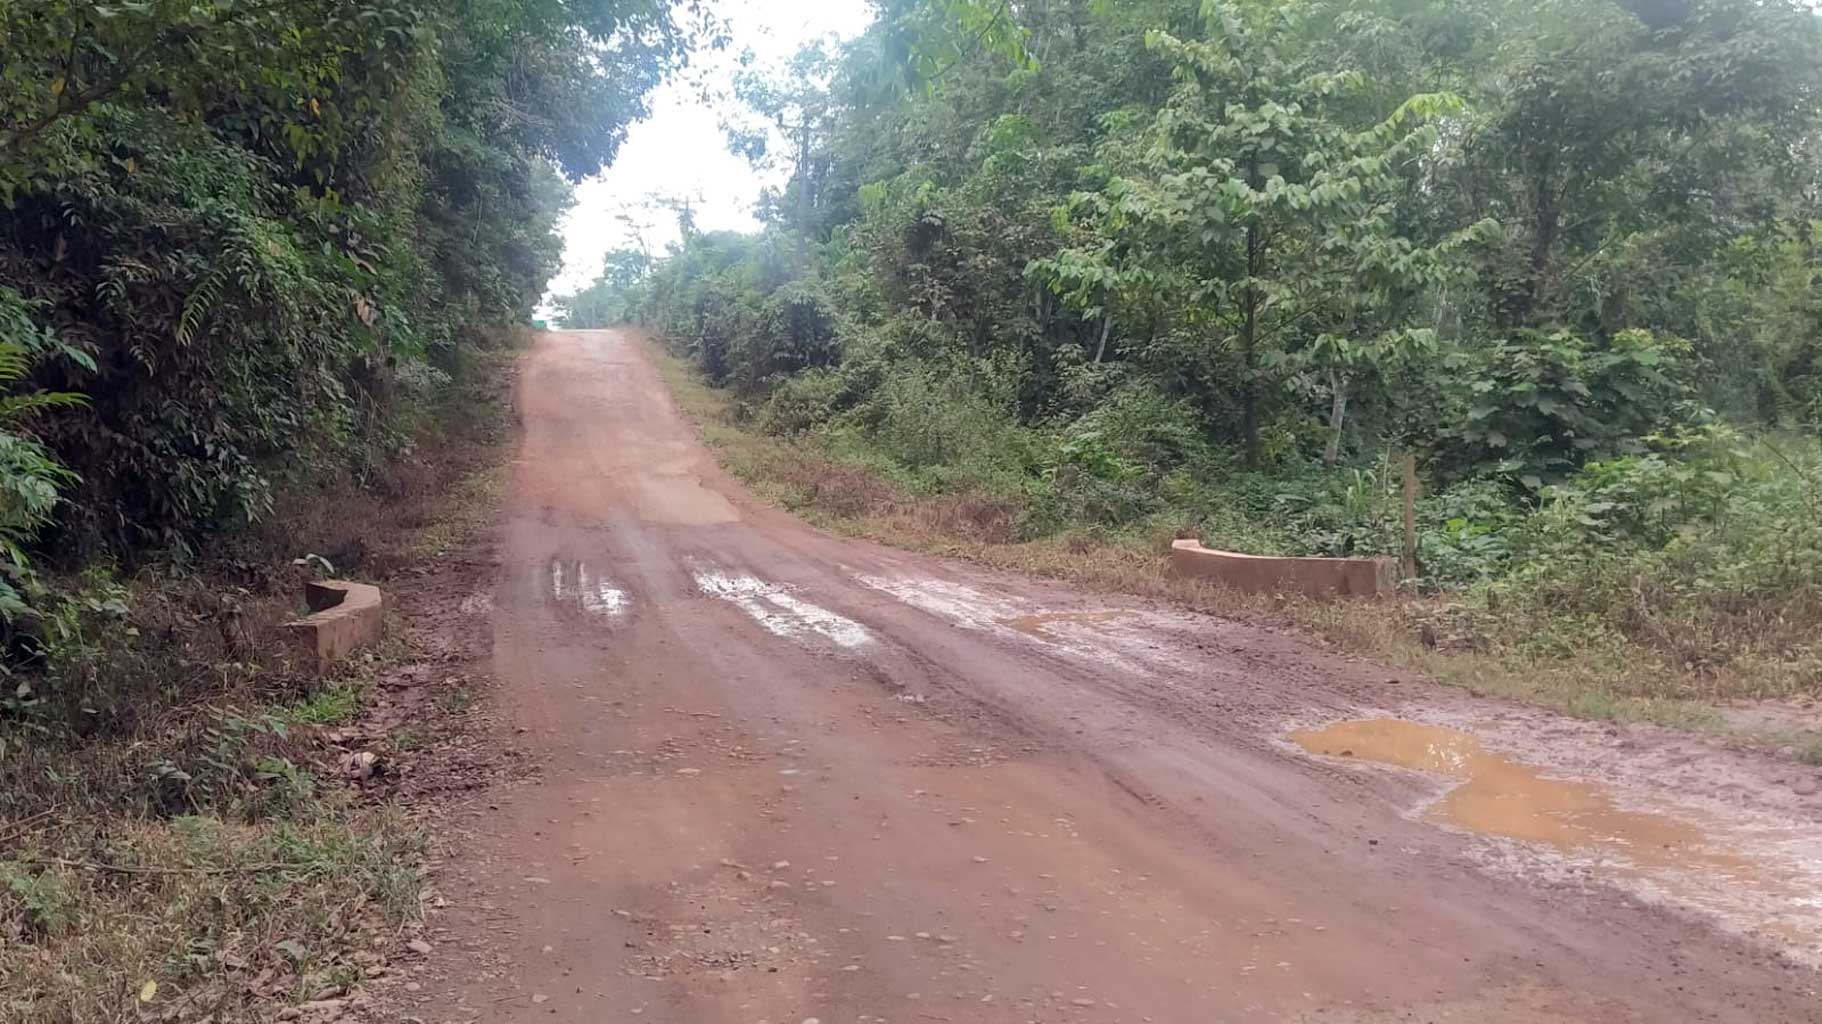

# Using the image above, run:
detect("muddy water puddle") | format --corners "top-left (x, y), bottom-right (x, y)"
top-left (1292, 720), bottom-right (1717, 861)
top-left (1293, 719), bottom-right (1822, 963)
top-left (549, 559), bottom-right (630, 616)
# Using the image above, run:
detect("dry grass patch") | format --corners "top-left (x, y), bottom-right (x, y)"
top-left (3, 808), bottom-right (422, 1023)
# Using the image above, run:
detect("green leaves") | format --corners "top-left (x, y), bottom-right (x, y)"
top-left (0, 0), bottom-right (704, 562)
top-left (887, 0), bottom-right (1039, 91)
top-left (0, 289), bottom-right (90, 620)
top-left (1441, 329), bottom-right (1705, 483)
top-left (1031, 1), bottom-right (1490, 462)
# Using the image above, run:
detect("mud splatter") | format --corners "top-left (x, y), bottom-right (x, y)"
top-left (694, 568), bottom-right (870, 649)
top-left (998, 609), bottom-right (1137, 639)
top-left (856, 574), bottom-right (1192, 675)
top-left (575, 563), bottom-right (629, 616)
top-left (854, 575), bottom-right (1017, 632)
top-left (1294, 718), bottom-right (1822, 965)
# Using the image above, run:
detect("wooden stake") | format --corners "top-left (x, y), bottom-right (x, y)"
top-left (1401, 452), bottom-right (1419, 582)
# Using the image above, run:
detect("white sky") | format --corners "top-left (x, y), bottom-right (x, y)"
top-left (544, 0), bottom-right (877, 303)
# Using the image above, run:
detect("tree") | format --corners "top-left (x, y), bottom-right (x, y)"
top-left (721, 41), bottom-right (841, 269)
top-left (554, 248), bottom-right (649, 328)
top-left (1440, 0), bottom-right (1822, 332)
top-left (1040, 2), bottom-right (1483, 466)
top-left (1, 0), bottom-right (708, 558)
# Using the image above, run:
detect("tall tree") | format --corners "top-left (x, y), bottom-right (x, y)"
top-left (1039, 2), bottom-right (1483, 465)
top-left (721, 41), bottom-right (841, 269)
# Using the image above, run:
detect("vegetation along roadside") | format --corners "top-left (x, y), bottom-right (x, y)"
top-left (553, 0), bottom-right (1822, 756)
top-left (0, 0), bottom-right (714, 1018)
top-left (651, 336), bottom-right (1822, 755)
top-left (0, 331), bottom-right (517, 1021)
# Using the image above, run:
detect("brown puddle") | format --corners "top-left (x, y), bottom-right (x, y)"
top-left (1290, 720), bottom-right (1732, 867)
top-left (1293, 719), bottom-right (1822, 961)
top-left (997, 609), bottom-right (1136, 639)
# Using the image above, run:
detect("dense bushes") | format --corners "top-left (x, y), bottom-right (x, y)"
top-left (0, 19), bottom-right (699, 985)
top-left (1495, 438), bottom-right (1822, 672)
top-left (0, 0), bottom-right (696, 590)
top-left (1439, 329), bottom-right (1705, 485)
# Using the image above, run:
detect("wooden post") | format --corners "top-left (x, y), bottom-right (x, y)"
top-left (1401, 452), bottom-right (1419, 583)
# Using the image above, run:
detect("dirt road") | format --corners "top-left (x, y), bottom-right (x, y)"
top-left (416, 330), bottom-right (1821, 1023)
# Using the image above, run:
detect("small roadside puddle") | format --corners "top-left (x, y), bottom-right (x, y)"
top-left (1291, 720), bottom-right (1717, 860)
top-left (549, 559), bottom-right (630, 616)
top-left (1292, 718), bottom-right (1822, 963)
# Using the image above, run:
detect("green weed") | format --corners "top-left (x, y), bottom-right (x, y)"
top-left (285, 687), bottom-right (364, 727)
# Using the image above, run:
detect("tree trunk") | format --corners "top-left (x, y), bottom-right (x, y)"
top-left (1323, 368), bottom-right (1348, 469)
top-left (1401, 452), bottom-right (1420, 582)
top-left (1500, 158), bottom-right (1557, 327)
top-left (796, 121), bottom-right (813, 272)
top-left (1241, 218), bottom-right (1262, 469)
top-left (1527, 170), bottom-right (1557, 324)
top-left (1094, 312), bottom-right (1111, 363)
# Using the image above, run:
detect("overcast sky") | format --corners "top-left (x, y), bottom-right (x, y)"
top-left (544, 0), bottom-right (876, 302)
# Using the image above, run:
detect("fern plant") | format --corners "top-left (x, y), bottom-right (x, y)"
top-left (0, 287), bottom-right (92, 619)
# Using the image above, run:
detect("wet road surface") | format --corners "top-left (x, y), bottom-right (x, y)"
top-left (421, 330), bottom-right (1822, 1023)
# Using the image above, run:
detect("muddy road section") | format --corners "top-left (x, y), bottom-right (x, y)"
top-left (416, 331), bottom-right (1820, 1023)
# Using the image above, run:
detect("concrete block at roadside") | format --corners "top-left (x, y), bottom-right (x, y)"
top-left (1169, 539), bottom-right (1395, 598)
top-left (285, 580), bottom-right (385, 671)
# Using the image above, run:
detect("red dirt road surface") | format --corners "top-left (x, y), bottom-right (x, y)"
top-left (416, 330), bottom-right (1822, 1023)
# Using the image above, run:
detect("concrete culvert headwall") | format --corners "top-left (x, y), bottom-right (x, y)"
top-left (1169, 539), bottom-right (1396, 598)
top-left (285, 580), bottom-right (385, 671)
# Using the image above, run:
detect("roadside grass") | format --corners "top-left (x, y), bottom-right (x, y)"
top-left (2, 807), bottom-right (422, 1023)
top-left (651, 340), bottom-right (1816, 750)
top-left (0, 329), bottom-right (524, 1022)
top-left (284, 684), bottom-right (366, 727)
top-left (405, 461), bottom-right (509, 562)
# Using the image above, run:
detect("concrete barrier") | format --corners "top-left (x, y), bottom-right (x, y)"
top-left (285, 580), bottom-right (385, 671)
top-left (1169, 539), bottom-right (1396, 598)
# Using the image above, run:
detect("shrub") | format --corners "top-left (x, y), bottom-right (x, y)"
top-left (863, 359), bottom-right (1030, 489)
top-left (1491, 434), bottom-right (1822, 684)
top-left (753, 284), bottom-right (842, 379)
top-left (759, 368), bottom-right (848, 435)
top-left (1442, 328), bottom-right (1705, 485)
top-left (1417, 478), bottom-right (1524, 584)
top-left (0, 300), bottom-right (89, 617)
top-left (1043, 385), bottom-right (1209, 526)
